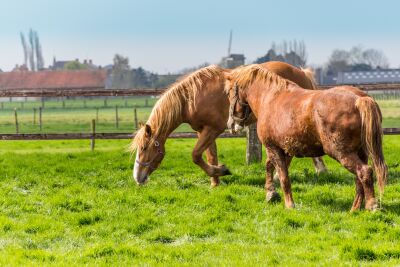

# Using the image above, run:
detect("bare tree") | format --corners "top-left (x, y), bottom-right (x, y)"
top-left (362, 49), bottom-right (389, 68)
top-left (254, 40), bottom-right (307, 67)
top-left (20, 32), bottom-right (28, 67)
top-left (28, 29), bottom-right (36, 71)
top-left (326, 46), bottom-right (389, 75)
top-left (34, 31), bottom-right (44, 70)
top-left (113, 54), bottom-right (130, 71)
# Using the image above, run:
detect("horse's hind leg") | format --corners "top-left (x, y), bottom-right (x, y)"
top-left (265, 159), bottom-right (280, 202)
top-left (338, 153), bottom-right (377, 211)
top-left (267, 147), bottom-right (295, 208)
top-left (205, 140), bottom-right (220, 187)
top-left (312, 157), bottom-right (328, 174)
top-left (193, 128), bottom-right (231, 178)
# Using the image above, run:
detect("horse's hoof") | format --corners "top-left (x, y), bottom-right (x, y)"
top-left (285, 202), bottom-right (296, 209)
top-left (266, 191), bottom-right (281, 202)
top-left (366, 201), bottom-right (379, 212)
top-left (210, 178), bottom-right (220, 188)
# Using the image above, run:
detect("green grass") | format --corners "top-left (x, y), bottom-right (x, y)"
top-left (0, 97), bottom-right (192, 133)
top-left (0, 97), bottom-right (399, 133)
top-left (0, 136), bottom-right (400, 265)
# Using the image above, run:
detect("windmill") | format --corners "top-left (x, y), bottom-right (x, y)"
top-left (220, 30), bottom-right (245, 69)
top-left (227, 30), bottom-right (233, 56)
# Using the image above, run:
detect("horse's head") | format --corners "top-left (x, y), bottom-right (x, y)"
top-left (131, 124), bottom-right (165, 185)
top-left (226, 81), bottom-right (252, 133)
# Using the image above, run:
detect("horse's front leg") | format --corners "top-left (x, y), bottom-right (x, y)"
top-left (193, 127), bottom-right (231, 178)
top-left (205, 140), bottom-right (220, 187)
top-left (267, 147), bottom-right (295, 208)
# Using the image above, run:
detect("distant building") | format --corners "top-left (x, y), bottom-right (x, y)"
top-left (12, 64), bottom-right (29, 72)
top-left (51, 57), bottom-right (99, 71)
top-left (0, 70), bottom-right (107, 90)
top-left (219, 54), bottom-right (245, 69)
top-left (337, 69), bottom-right (400, 84)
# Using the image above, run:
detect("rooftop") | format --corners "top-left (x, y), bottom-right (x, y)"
top-left (0, 70), bottom-right (107, 90)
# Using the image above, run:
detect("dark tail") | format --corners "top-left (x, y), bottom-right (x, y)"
top-left (356, 96), bottom-right (388, 194)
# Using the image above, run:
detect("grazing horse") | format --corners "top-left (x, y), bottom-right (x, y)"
top-left (225, 64), bottom-right (387, 211)
top-left (130, 61), bottom-right (327, 187)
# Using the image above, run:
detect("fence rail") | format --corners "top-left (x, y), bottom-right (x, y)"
top-left (0, 83), bottom-right (400, 97)
top-left (0, 132), bottom-right (244, 141)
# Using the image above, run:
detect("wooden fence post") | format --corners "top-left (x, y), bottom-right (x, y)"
top-left (14, 108), bottom-right (19, 134)
top-left (91, 119), bottom-right (96, 151)
top-left (41, 97), bottom-right (45, 108)
top-left (115, 105), bottom-right (119, 128)
top-left (246, 123), bottom-right (262, 164)
top-left (33, 108), bottom-right (37, 125)
top-left (39, 107), bottom-right (43, 131)
top-left (96, 108), bottom-right (99, 123)
top-left (134, 108), bottom-right (138, 130)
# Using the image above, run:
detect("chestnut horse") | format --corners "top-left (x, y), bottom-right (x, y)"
top-left (130, 61), bottom-right (327, 188)
top-left (225, 64), bottom-right (387, 211)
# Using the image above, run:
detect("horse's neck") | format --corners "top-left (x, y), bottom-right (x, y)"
top-left (148, 111), bottom-right (184, 142)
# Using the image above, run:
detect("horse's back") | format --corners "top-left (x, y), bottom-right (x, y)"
top-left (260, 61), bottom-right (315, 90)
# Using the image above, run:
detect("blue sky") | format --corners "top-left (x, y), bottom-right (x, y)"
top-left (1, 0), bottom-right (399, 73)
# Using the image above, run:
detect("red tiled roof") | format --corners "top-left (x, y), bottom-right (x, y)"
top-left (0, 70), bottom-right (107, 90)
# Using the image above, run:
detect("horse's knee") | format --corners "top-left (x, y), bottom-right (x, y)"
top-left (192, 152), bottom-right (202, 165)
top-left (266, 160), bottom-right (274, 172)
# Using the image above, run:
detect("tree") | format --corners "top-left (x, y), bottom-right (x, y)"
top-left (20, 29), bottom-right (45, 71)
top-left (113, 54), bottom-right (130, 72)
top-left (326, 46), bottom-right (389, 75)
top-left (20, 32), bottom-right (28, 67)
top-left (64, 61), bottom-right (88, 70)
top-left (28, 29), bottom-right (36, 71)
top-left (253, 40), bottom-right (307, 67)
top-left (34, 32), bottom-right (44, 70)
top-left (362, 49), bottom-right (389, 69)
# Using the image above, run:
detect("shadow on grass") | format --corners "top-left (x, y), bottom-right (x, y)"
top-left (222, 169), bottom-right (355, 187)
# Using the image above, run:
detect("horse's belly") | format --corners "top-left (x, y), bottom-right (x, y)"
top-left (280, 136), bottom-right (324, 157)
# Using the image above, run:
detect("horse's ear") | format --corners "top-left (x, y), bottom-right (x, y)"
top-left (144, 124), bottom-right (152, 138)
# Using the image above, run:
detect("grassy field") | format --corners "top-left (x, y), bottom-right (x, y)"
top-left (0, 97), bottom-right (192, 133)
top-left (0, 136), bottom-right (400, 265)
top-left (0, 96), bottom-right (399, 133)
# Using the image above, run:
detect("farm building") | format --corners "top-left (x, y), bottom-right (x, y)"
top-left (0, 70), bottom-right (107, 90)
top-left (337, 69), bottom-right (400, 84)
top-left (51, 58), bottom-right (100, 71)
top-left (219, 53), bottom-right (245, 69)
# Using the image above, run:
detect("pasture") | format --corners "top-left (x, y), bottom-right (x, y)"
top-left (0, 136), bottom-right (400, 265)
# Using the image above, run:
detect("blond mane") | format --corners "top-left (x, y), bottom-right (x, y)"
top-left (300, 67), bottom-right (318, 90)
top-left (130, 64), bottom-right (223, 152)
top-left (226, 64), bottom-right (295, 94)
